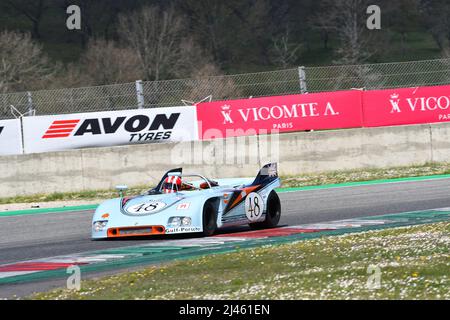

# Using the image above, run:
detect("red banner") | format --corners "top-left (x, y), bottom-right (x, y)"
top-left (196, 90), bottom-right (363, 139)
top-left (363, 85), bottom-right (450, 127)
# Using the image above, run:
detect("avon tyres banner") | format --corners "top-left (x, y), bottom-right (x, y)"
top-left (363, 85), bottom-right (450, 127)
top-left (196, 90), bottom-right (363, 139)
top-left (0, 119), bottom-right (23, 156)
top-left (22, 106), bottom-right (198, 154)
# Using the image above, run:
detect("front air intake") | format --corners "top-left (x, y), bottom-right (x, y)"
top-left (107, 226), bottom-right (165, 238)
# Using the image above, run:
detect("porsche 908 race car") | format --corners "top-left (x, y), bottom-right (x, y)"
top-left (91, 163), bottom-right (281, 239)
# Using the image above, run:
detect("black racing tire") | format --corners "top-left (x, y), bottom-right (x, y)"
top-left (249, 190), bottom-right (281, 230)
top-left (202, 201), bottom-right (218, 236)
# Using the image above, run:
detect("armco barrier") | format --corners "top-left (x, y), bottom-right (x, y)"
top-left (1, 122), bottom-right (449, 198)
top-left (0, 119), bottom-right (23, 156)
top-left (196, 90), bottom-right (363, 139)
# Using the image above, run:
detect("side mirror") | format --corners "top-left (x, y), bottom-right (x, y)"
top-left (115, 185), bottom-right (128, 197)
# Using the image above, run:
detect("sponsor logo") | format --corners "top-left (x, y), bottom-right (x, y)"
top-left (0, 126), bottom-right (3, 135)
top-left (42, 113), bottom-right (180, 142)
top-left (220, 103), bottom-right (339, 125)
top-left (166, 227), bottom-right (201, 234)
top-left (389, 93), bottom-right (450, 114)
top-left (177, 203), bottom-right (190, 210)
top-left (42, 120), bottom-right (80, 139)
top-left (126, 201), bottom-right (166, 215)
top-left (389, 93), bottom-right (401, 113)
top-left (221, 105), bottom-right (233, 124)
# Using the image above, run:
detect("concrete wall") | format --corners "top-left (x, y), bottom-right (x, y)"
top-left (0, 122), bottom-right (448, 198)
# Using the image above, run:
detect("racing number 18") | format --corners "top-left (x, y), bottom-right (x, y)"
top-left (136, 203), bottom-right (157, 212)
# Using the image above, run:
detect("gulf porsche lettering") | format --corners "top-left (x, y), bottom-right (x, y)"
top-left (42, 119), bottom-right (80, 139)
top-left (41, 113), bottom-right (180, 142)
top-left (166, 227), bottom-right (201, 234)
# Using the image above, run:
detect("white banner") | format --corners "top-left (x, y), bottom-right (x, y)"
top-left (0, 119), bottom-right (23, 156)
top-left (22, 106), bottom-right (198, 154)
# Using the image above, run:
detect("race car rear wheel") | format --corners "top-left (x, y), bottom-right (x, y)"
top-left (202, 201), bottom-right (218, 236)
top-left (249, 190), bottom-right (281, 229)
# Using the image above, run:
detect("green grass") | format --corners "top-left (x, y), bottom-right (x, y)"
top-left (0, 186), bottom-right (149, 205)
top-left (31, 221), bottom-right (450, 300)
top-left (3, 162), bottom-right (450, 205)
top-left (281, 162), bottom-right (450, 188)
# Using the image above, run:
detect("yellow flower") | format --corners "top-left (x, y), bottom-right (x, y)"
top-left (412, 272), bottom-right (419, 278)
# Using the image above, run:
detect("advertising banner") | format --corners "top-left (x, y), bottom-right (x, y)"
top-left (196, 90), bottom-right (363, 139)
top-left (363, 85), bottom-right (450, 127)
top-left (22, 106), bottom-right (198, 154)
top-left (0, 119), bottom-right (23, 156)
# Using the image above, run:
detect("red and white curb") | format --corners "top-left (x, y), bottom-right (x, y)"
top-left (0, 255), bottom-right (136, 279)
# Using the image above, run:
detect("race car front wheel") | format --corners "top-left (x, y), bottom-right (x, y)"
top-left (202, 201), bottom-right (218, 236)
top-left (249, 190), bottom-right (281, 229)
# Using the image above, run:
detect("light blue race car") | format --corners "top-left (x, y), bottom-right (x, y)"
top-left (91, 163), bottom-right (281, 239)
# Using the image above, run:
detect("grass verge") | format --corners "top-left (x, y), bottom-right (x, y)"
top-left (31, 222), bottom-right (450, 300)
top-left (281, 162), bottom-right (450, 188)
top-left (4, 162), bottom-right (450, 205)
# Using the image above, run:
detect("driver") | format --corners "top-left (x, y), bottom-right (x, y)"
top-left (162, 176), bottom-right (195, 193)
top-left (162, 176), bottom-right (181, 193)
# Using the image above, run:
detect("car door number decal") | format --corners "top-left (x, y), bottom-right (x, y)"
top-left (245, 192), bottom-right (264, 222)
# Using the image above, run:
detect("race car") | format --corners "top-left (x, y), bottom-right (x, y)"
top-left (91, 163), bottom-right (281, 239)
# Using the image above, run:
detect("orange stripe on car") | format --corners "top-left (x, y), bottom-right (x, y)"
top-left (229, 185), bottom-right (259, 209)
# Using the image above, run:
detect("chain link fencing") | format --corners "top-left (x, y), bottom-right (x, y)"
top-left (304, 58), bottom-right (450, 93)
top-left (1, 58), bottom-right (450, 120)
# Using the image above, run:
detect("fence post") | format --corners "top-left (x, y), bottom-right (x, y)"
top-left (135, 80), bottom-right (145, 109)
top-left (298, 66), bottom-right (307, 94)
top-left (27, 91), bottom-right (35, 116)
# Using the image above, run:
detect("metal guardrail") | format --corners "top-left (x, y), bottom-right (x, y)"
top-left (1, 58), bottom-right (450, 119)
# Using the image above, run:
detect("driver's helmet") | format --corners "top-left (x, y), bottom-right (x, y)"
top-left (162, 175), bottom-right (182, 193)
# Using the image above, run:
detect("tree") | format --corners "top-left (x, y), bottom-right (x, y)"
top-left (183, 63), bottom-right (241, 102)
top-left (4, 0), bottom-right (49, 39)
top-left (214, 0), bottom-right (273, 66)
top-left (418, 0), bottom-right (450, 51)
top-left (314, 0), bottom-right (379, 64)
top-left (79, 39), bottom-right (143, 85)
top-left (269, 27), bottom-right (303, 68)
top-left (382, 0), bottom-right (421, 56)
top-left (60, 0), bottom-right (140, 47)
top-left (0, 31), bottom-right (56, 93)
top-left (118, 5), bottom-right (206, 81)
top-left (179, 0), bottom-right (232, 63)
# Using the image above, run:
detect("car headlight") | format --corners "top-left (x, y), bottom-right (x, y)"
top-left (168, 217), bottom-right (191, 227)
top-left (93, 220), bottom-right (108, 232)
top-left (181, 217), bottom-right (191, 226)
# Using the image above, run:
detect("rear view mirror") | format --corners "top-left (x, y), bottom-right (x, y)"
top-left (115, 185), bottom-right (128, 197)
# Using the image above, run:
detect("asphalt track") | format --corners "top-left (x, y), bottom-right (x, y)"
top-left (1, 177), bottom-right (450, 297)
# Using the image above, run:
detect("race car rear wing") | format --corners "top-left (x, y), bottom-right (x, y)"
top-left (251, 163), bottom-right (278, 186)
